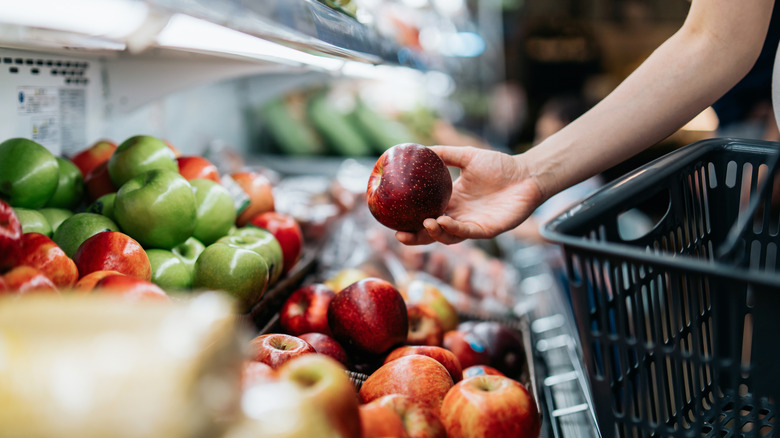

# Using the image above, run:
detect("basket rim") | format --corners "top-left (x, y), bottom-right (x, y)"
top-left (540, 137), bottom-right (780, 287)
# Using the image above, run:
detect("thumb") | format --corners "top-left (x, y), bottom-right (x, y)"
top-left (429, 145), bottom-right (476, 169)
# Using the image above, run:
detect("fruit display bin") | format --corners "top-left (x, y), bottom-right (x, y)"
top-left (255, 309), bottom-right (542, 414)
top-left (541, 138), bottom-right (780, 437)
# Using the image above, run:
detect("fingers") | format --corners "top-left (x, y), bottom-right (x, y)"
top-left (429, 145), bottom-right (475, 169)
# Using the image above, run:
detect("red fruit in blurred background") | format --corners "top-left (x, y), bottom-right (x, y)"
top-left (18, 232), bottom-right (78, 288)
top-left (299, 332), bottom-right (349, 368)
top-left (176, 155), bottom-right (220, 183)
top-left (241, 361), bottom-right (277, 389)
top-left (73, 269), bottom-right (124, 293)
top-left (70, 139), bottom-right (117, 177)
top-left (462, 364), bottom-right (505, 379)
top-left (280, 283), bottom-right (335, 336)
top-left (369, 394), bottom-right (447, 438)
top-left (2, 265), bottom-right (59, 295)
top-left (73, 231), bottom-right (151, 280)
top-left (164, 139), bottom-right (182, 158)
top-left (250, 333), bottom-right (316, 369)
top-left (231, 171), bottom-right (274, 227)
top-left (359, 403), bottom-right (410, 438)
top-left (249, 211), bottom-right (303, 275)
top-left (0, 199), bottom-right (23, 272)
top-left (93, 274), bottom-right (169, 301)
top-left (442, 329), bottom-right (491, 370)
top-left (84, 161), bottom-right (117, 202)
top-left (406, 303), bottom-right (444, 346)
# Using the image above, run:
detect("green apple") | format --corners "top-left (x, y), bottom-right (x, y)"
top-left (190, 178), bottom-right (237, 246)
top-left (172, 236), bottom-right (206, 269)
top-left (53, 212), bottom-right (119, 258)
top-left (107, 135), bottom-right (178, 187)
top-left (146, 248), bottom-right (192, 291)
top-left (38, 207), bottom-right (73, 234)
top-left (13, 208), bottom-right (52, 236)
top-left (221, 227), bottom-right (283, 284)
top-left (87, 192), bottom-right (117, 221)
top-left (0, 138), bottom-right (59, 208)
top-left (44, 157), bottom-right (85, 209)
top-left (114, 169), bottom-right (196, 250)
top-left (192, 242), bottom-right (270, 310)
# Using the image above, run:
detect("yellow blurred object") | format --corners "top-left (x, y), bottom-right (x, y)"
top-left (0, 292), bottom-right (247, 438)
top-left (323, 268), bottom-right (369, 293)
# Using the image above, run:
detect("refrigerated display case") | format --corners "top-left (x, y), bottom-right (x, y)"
top-left (0, 1), bottom-right (603, 436)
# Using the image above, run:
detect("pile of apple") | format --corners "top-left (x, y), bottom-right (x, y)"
top-left (0, 136), bottom-right (303, 310)
top-left (238, 276), bottom-right (541, 438)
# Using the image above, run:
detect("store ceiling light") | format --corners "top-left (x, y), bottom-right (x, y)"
top-left (155, 14), bottom-right (345, 71)
top-left (0, 0), bottom-right (148, 41)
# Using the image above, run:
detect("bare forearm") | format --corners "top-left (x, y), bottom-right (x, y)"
top-left (523, 0), bottom-right (774, 201)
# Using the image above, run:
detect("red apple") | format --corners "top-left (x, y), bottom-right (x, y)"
top-left (462, 365), bottom-right (505, 379)
top-left (465, 321), bottom-right (527, 377)
top-left (276, 354), bottom-right (362, 438)
top-left (280, 283), bottom-right (335, 336)
top-left (440, 375), bottom-right (540, 438)
top-left (443, 329), bottom-right (491, 369)
top-left (368, 394), bottom-right (447, 438)
top-left (249, 212), bottom-right (302, 275)
top-left (385, 345), bottom-right (462, 383)
top-left (70, 139), bottom-right (117, 177)
top-left (231, 171), bottom-right (275, 227)
top-left (241, 361), bottom-right (277, 389)
top-left (2, 265), bottom-right (59, 295)
top-left (177, 155), bottom-right (220, 183)
top-left (0, 199), bottom-right (23, 271)
top-left (72, 269), bottom-right (124, 293)
top-left (17, 232), bottom-right (78, 288)
top-left (360, 403), bottom-right (410, 438)
top-left (406, 303), bottom-right (444, 346)
top-left (84, 161), bottom-right (117, 202)
top-left (250, 333), bottom-right (316, 369)
top-left (359, 354), bottom-right (454, 414)
top-left (328, 277), bottom-right (408, 356)
top-left (366, 143), bottom-right (452, 232)
top-left (298, 332), bottom-right (349, 368)
top-left (73, 231), bottom-right (151, 281)
top-left (93, 274), bottom-right (170, 301)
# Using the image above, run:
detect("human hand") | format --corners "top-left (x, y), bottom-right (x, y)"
top-left (395, 146), bottom-right (544, 245)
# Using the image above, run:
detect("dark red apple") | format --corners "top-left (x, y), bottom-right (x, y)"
top-left (250, 333), bottom-right (316, 369)
top-left (299, 332), bottom-right (349, 368)
top-left (466, 321), bottom-right (526, 377)
top-left (73, 231), bottom-right (151, 280)
top-left (0, 199), bottom-right (23, 271)
top-left (249, 211), bottom-right (303, 275)
top-left (442, 329), bottom-right (491, 369)
top-left (359, 354), bottom-right (454, 414)
top-left (406, 303), bottom-right (444, 346)
top-left (84, 160), bottom-right (117, 202)
top-left (280, 283), bottom-right (335, 336)
top-left (385, 345), bottom-right (463, 383)
top-left (18, 232), bottom-right (78, 288)
top-left (366, 143), bottom-right (452, 232)
top-left (328, 277), bottom-right (408, 355)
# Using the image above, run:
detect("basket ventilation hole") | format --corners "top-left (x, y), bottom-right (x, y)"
top-left (617, 188), bottom-right (671, 242)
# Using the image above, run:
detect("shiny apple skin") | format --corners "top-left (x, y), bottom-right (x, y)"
top-left (250, 333), bottom-right (316, 369)
top-left (366, 143), bottom-right (452, 232)
top-left (18, 232), bottom-right (78, 288)
top-left (0, 199), bottom-right (23, 271)
top-left (73, 231), bottom-right (152, 281)
top-left (280, 283), bottom-right (335, 336)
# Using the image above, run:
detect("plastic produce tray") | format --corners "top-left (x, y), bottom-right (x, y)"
top-left (542, 138), bottom-right (780, 437)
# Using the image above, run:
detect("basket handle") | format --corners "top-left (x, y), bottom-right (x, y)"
top-left (716, 151), bottom-right (780, 262)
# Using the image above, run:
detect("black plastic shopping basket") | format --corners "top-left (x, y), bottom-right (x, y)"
top-left (541, 138), bottom-right (780, 437)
